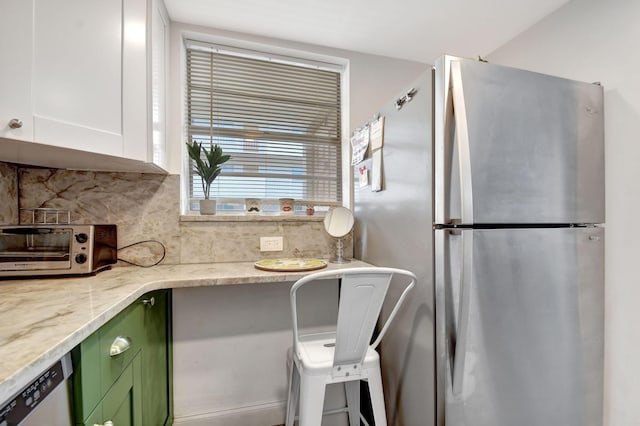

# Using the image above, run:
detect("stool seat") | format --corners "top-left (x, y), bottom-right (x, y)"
top-left (285, 267), bottom-right (416, 426)
top-left (296, 332), bottom-right (380, 374)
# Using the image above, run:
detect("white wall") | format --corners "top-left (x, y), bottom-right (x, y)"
top-left (488, 1), bottom-right (640, 425)
top-left (172, 281), bottom-right (348, 425)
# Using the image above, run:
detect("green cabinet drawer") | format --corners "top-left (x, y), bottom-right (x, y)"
top-left (98, 299), bottom-right (144, 395)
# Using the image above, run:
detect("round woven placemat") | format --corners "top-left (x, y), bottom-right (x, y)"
top-left (254, 258), bottom-right (328, 272)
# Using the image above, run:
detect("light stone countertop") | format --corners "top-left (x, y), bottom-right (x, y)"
top-left (0, 260), bottom-right (372, 403)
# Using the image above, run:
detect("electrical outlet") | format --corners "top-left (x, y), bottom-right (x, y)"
top-left (260, 236), bottom-right (283, 252)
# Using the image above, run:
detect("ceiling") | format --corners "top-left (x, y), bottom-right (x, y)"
top-left (164, 0), bottom-right (570, 64)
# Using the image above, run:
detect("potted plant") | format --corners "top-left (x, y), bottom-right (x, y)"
top-left (186, 141), bottom-right (231, 215)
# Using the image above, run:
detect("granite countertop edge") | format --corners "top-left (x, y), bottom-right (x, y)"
top-left (0, 260), bottom-right (372, 403)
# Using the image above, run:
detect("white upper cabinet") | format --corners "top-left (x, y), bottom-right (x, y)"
top-left (0, 0), bottom-right (169, 172)
top-left (0, 0), bottom-right (33, 142)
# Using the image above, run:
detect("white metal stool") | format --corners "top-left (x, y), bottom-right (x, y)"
top-left (285, 267), bottom-right (416, 426)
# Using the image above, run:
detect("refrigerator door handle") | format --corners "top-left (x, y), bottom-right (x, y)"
top-left (450, 61), bottom-right (474, 225)
top-left (452, 229), bottom-right (473, 395)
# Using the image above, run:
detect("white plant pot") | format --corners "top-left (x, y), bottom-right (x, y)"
top-left (199, 199), bottom-right (217, 215)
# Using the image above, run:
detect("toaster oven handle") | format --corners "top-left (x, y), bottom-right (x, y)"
top-left (1, 228), bottom-right (55, 234)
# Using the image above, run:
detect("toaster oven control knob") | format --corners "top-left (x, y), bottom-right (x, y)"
top-left (75, 253), bottom-right (87, 264)
top-left (75, 233), bottom-right (88, 244)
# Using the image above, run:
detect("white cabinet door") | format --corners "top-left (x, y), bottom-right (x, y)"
top-left (122, 0), bottom-right (169, 169)
top-left (149, 0), bottom-right (169, 170)
top-left (33, 0), bottom-right (124, 156)
top-left (0, 0), bottom-right (34, 142)
top-left (122, 0), bottom-right (149, 163)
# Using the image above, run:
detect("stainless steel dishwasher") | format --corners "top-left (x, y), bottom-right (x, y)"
top-left (0, 354), bottom-right (73, 425)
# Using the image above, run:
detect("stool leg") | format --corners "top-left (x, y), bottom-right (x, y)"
top-left (298, 372), bottom-right (326, 426)
top-left (345, 380), bottom-right (360, 425)
top-left (286, 363), bottom-right (300, 426)
top-left (367, 366), bottom-right (388, 426)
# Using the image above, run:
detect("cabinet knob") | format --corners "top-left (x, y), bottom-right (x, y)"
top-left (142, 296), bottom-right (155, 308)
top-left (93, 422), bottom-right (114, 426)
top-left (8, 118), bottom-right (23, 129)
top-left (109, 336), bottom-right (131, 357)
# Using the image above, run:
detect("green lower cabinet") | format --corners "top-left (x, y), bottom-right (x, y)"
top-left (72, 289), bottom-right (172, 426)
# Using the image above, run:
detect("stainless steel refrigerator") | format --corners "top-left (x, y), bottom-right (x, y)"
top-left (354, 55), bottom-right (604, 426)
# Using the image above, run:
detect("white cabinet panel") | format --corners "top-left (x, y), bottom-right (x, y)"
top-left (0, 0), bottom-right (33, 142)
top-left (34, 0), bottom-right (122, 134)
top-left (122, 0), bottom-right (148, 162)
top-left (33, 0), bottom-right (123, 156)
top-left (150, 0), bottom-right (169, 169)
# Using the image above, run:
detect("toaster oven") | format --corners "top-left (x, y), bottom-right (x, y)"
top-left (0, 225), bottom-right (117, 277)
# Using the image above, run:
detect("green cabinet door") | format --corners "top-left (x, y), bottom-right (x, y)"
top-left (140, 290), bottom-right (172, 425)
top-left (84, 353), bottom-right (143, 426)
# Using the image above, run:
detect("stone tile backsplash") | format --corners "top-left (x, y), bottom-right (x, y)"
top-left (18, 168), bottom-right (181, 266)
top-left (0, 162), bottom-right (18, 225)
top-left (180, 220), bottom-right (350, 264)
top-left (0, 161), bottom-right (346, 266)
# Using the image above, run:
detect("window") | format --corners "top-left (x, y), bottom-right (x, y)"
top-left (185, 41), bottom-right (343, 213)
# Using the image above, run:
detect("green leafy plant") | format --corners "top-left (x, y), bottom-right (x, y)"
top-left (186, 141), bottom-right (231, 199)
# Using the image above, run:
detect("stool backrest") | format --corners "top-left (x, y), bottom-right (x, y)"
top-left (290, 267), bottom-right (416, 374)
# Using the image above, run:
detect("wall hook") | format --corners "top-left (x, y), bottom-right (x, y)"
top-left (395, 88), bottom-right (418, 110)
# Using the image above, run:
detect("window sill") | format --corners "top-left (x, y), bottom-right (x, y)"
top-left (180, 214), bottom-right (325, 223)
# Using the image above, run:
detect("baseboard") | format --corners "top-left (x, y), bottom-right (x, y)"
top-left (172, 401), bottom-right (286, 426)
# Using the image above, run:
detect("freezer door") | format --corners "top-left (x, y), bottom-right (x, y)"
top-left (434, 227), bottom-right (604, 426)
top-left (434, 56), bottom-right (604, 225)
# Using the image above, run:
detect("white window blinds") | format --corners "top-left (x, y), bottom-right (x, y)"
top-left (186, 42), bottom-right (343, 211)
